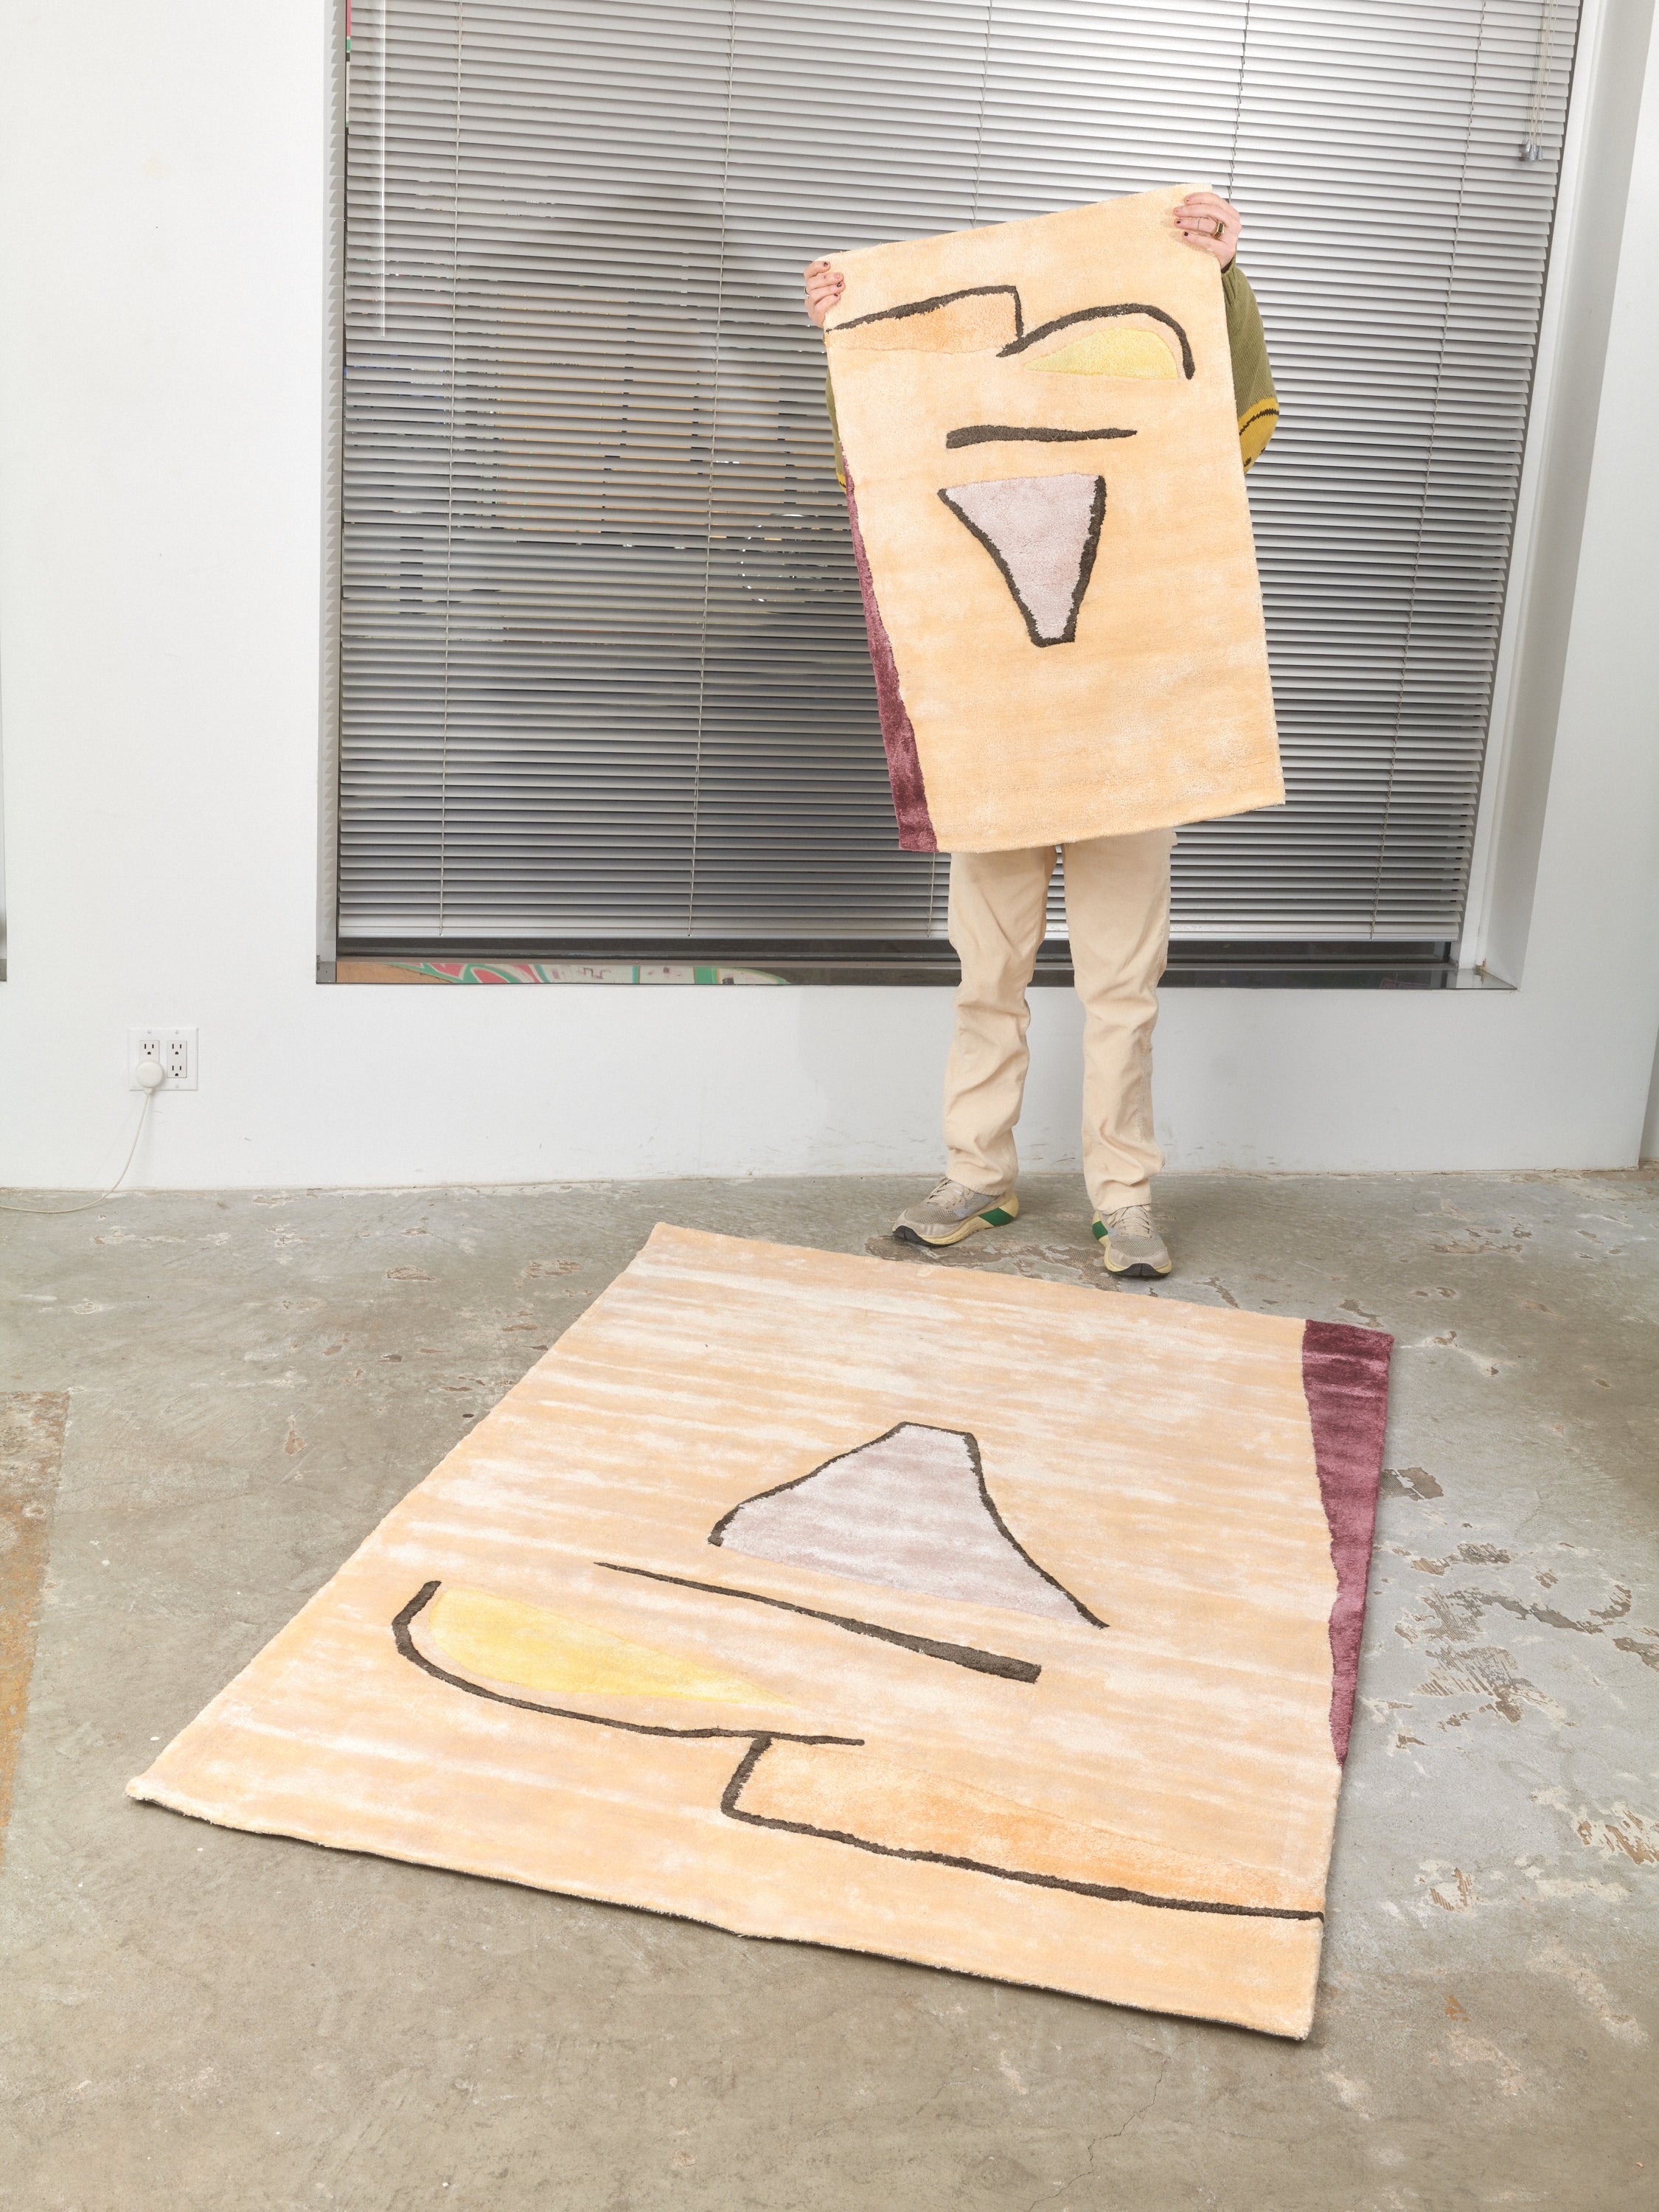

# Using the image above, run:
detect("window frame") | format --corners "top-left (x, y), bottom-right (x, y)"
top-left (313, 0), bottom-right (1599, 991)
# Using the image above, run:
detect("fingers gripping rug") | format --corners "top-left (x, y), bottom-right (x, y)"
top-left (131, 1228), bottom-right (1391, 2039)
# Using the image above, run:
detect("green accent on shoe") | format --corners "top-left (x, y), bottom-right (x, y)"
top-left (892, 1181), bottom-right (1020, 1248)
top-left (1091, 1217), bottom-right (1107, 1240)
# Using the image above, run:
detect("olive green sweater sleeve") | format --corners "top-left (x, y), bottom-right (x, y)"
top-left (1221, 258), bottom-right (1279, 468)
top-left (824, 257), bottom-right (1279, 484)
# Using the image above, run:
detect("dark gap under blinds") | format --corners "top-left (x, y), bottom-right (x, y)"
top-left (337, 0), bottom-right (1577, 949)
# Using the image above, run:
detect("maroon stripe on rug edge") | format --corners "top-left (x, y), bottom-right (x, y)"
top-left (845, 481), bottom-right (939, 853)
top-left (1301, 1319), bottom-right (1394, 1765)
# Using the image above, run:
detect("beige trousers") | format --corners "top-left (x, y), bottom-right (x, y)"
top-left (942, 829), bottom-right (1174, 1216)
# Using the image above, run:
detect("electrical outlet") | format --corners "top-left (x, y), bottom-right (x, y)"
top-left (130, 1027), bottom-right (198, 1090)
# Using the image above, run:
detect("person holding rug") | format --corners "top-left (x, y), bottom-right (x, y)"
top-left (804, 189), bottom-right (1277, 1280)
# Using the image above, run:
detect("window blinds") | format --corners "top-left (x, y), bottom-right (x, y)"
top-left (337, 0), bottom-right (1577, 947)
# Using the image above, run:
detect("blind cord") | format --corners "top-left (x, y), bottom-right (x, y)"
top-left (1369, 0), bottom-right (1490, 936)
top-left (1523, 0), bottom-right (1561, 159)
top-left (1226, 0), bottom-right (1253, 202)
top-left (436, 0), bottom-right (465, 939)
top-left (685, 0), bottom-right (740, 935)
top-left (969, 0), bottom-right (994, 225)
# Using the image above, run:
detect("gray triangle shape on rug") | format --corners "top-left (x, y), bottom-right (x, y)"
top-left (939, 472), bottom-right (1106, 647)
top-left (709, 1422), bottom-right (1102, 1627)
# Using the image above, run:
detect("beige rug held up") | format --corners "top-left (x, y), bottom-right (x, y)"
top-left (131, 1227), bottom-right (1391, 2039)
top-left (824, 185), bottom-right (1284, 852)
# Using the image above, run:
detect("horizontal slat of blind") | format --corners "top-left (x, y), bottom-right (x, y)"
top-left (338, 0), bottom-right (1576, 943)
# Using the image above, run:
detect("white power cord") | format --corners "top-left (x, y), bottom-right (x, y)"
top-left (0, 1059), bottom-right (164, 1216)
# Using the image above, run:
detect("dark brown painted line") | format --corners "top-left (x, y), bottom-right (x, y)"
top-left (945, 425), bottom-right (1137, 448)
top-left (722, 1739), bottom-right (1324, 1923)
top-left (837, 283), bottom-right (1023, 338)
top-left (939, 477), bottom-right (1109, 658)
top-left (1001, 302), bottom-right (1195, 379)
top-left (709, 1420), bottom-right (1105, 1626)
top-left (394, 1587), bottom-right (1313, 1927)
top-left (392, 1582), bottom-right (863, 1747)
top-left (958, 1426), bottom-right (1108, 1626)
top-left (0, 1391), bottom-right (68, 1874)
top-left (595, 1560), bottom-right (1042, 1683)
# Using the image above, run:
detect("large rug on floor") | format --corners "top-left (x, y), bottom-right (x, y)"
top-left (130, 1226), bottom-right (1391, 2038)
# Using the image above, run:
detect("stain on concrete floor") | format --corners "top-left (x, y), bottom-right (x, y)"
top-left (0, 1391), bottom-right (67, 1870)
top-left (0, 1170), bottom-right (1655, 2211)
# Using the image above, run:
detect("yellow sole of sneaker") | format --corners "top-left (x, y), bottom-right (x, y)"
top-left (1093, 1216), bottom-right (1172, 1277)
top-left (894, 1194), bottom-right (1020, 1248)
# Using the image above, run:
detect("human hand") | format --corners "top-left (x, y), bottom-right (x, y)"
top-left (804, 258), bottom-right (845, 328)
top-left (1173, 191), bottom-right (1242, 266)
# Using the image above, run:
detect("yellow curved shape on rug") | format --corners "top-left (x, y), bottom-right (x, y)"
top-left (428, 1587), bottom-right (780, 1705)
top-left (1027, 325), bottom-right (1178, 378)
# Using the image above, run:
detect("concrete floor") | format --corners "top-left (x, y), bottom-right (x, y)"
top-left (1, 1169), bottom-right (1655, 2211)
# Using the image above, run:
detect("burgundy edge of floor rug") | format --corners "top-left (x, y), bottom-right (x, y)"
top-left (130, 1228), bottom-right (1391, 2039)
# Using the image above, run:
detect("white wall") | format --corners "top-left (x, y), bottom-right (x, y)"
top-left (2, 1), bottom-right (1658, 1192)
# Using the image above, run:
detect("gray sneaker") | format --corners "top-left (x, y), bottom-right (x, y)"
top-left (1093, 1203), bottom-right (1172, 1279)
top-left (893, 1177), bottom-right (1019, 1249)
